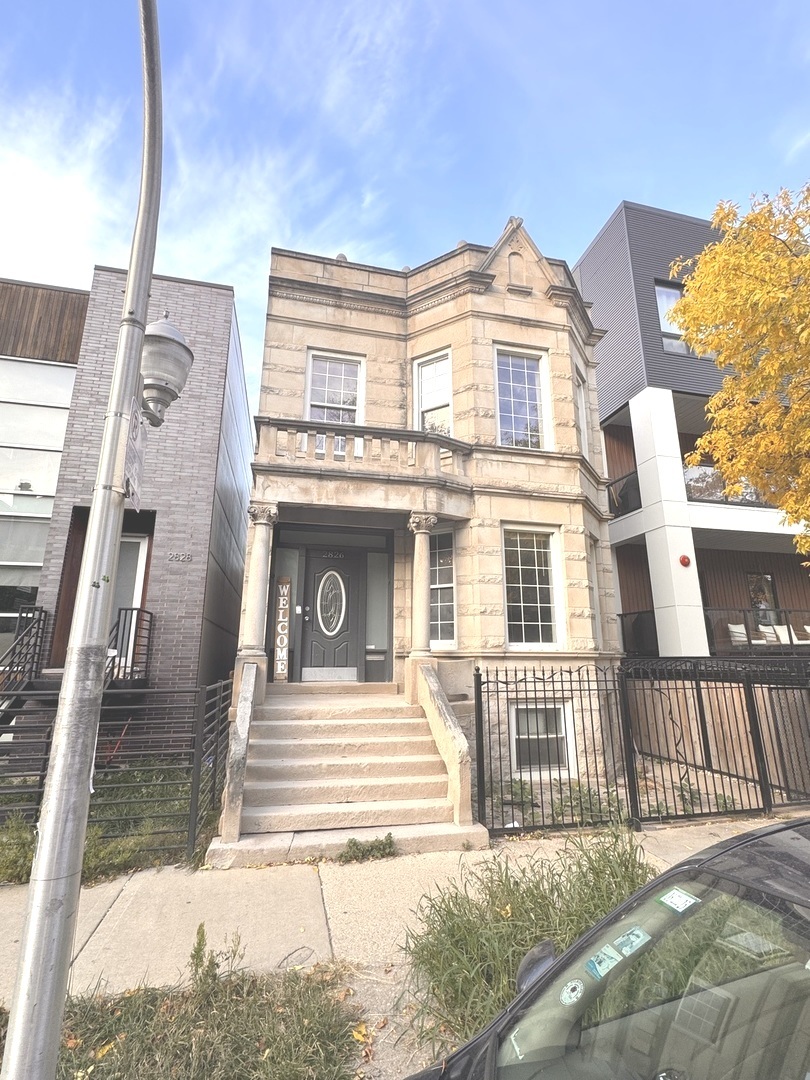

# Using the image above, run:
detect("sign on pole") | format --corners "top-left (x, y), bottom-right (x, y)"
top-left (124, 398), bottom-right (147, 512)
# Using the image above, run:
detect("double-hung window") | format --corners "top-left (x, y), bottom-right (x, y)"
top-left (429, 532), bottom-right (455, 645)
top-left (504, 529), bottom-right (556, 644)
top-left (415, 353), bottom-right (451, 435)
top-left (496, 351), bottom-right (545, 449)
top-left (307, 352), bottom-right (361, 454)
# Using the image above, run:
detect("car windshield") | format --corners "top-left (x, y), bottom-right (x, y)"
top-left (495, 871), bottom-right (810, 1080)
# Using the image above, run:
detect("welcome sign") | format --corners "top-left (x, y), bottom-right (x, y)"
top-left (274, 577), bottom-right (291, 682)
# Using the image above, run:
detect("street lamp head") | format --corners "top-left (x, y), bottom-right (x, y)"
top-left (141, 312), bottom-right (194, 427)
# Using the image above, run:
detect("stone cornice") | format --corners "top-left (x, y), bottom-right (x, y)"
top-left (269, 269), bottom-right (496, 321)
top-left (545, 284), bottom-right (605, 347)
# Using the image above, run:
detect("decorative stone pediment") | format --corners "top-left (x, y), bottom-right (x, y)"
top-left (477, 216), bottom-right (558, 296)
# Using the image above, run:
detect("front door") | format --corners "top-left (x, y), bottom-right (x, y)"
top-left (301, 547), bottom-right (365, 681)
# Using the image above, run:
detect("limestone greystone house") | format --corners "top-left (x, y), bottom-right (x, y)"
top-left (210, 218), bottom-right (619, 864)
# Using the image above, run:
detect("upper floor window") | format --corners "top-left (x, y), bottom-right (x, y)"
top-left (573, 367), bottom-right (589, 458)
top-left (307, 352), bottom-right (362, 455)
top-left (496, 351), bottom-right (546, 450)
top-left (308, 354), bottom-right (360, 425)
top-left (654, 283), bottom-right (689, 354)
top-left (414, 353), bottom-right (451, 435)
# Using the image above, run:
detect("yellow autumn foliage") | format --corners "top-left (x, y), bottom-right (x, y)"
top-left (670, 185), bottom-right (810, 552)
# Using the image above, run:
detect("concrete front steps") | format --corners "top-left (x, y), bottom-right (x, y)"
top-left (207, 683), bottom-right (489, 866)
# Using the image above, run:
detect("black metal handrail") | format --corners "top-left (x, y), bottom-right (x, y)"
top-left (106, 608), bottom-right (153, 685)
top-left (0, 606), bottom-right (46, 694)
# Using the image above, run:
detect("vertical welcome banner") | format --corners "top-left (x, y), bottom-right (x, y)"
top-left (274, 577), bottom-right (291, 682)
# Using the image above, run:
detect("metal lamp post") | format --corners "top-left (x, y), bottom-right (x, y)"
top-left (0, 3), bottom-right (189, 1077)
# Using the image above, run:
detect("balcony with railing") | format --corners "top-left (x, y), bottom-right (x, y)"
top-left (607, 471), bottom-right (642, 518)
top-left (705, 608), bottom-right (810, 656)
top-left (257, 417), bottom-right (472, 478)
top-left (683, 465), bottom-right (771, 508)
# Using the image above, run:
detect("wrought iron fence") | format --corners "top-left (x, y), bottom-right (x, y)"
top-left (474, 660), bottom-right (810, 834)
top-left (0, 680), bottom-right (231, 860)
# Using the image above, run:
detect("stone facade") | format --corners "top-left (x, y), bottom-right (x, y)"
top-left (239, 218), bottom-right (619, 701)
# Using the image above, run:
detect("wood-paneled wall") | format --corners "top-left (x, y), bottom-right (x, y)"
top-left (0, 279), bottom-right (88, 363)
top-left (697, 548), bottom-right (810, 609)
top-left (615, 543), bottom-right (654, 611)
top-left (603, 424), bottom-right (636, 480)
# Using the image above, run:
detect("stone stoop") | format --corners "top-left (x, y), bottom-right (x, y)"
top-left (207, 684), bottom-right (489, 865)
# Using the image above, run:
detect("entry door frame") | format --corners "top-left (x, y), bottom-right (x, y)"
top-left (300, 546), bottom-right (367, 682)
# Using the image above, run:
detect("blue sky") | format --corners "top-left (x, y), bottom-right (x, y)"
top-left (2, 1), bottom-right (810, 406)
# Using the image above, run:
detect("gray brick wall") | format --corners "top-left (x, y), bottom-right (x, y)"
top-left (36, 267), bottom-right (252, 689)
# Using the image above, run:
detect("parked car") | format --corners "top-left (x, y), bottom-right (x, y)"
top-left (405, 818), bottom-right (810, 1080)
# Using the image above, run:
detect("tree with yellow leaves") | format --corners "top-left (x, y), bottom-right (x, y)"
top-left (671, 186), bottom-right (810, 552)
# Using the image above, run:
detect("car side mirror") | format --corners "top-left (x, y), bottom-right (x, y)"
top-left (515, 938), bottom-right (556, 995)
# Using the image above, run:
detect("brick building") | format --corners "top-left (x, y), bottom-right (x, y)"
top-left (0, 268), bottom-right (252, 690)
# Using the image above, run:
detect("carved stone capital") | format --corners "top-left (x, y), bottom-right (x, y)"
top-left (248, 501), bottom-right (279, 526)
top-left (408, 512), bottom-right (438, 535)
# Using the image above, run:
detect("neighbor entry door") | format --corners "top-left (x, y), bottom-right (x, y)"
top-left (301, 547), bottom-right (365, 681)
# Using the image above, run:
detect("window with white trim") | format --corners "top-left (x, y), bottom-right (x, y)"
top-left (504, 529), bottom-right (556, 644)
top-left (573, 367), bottom-right (589, 458)
top-left (513, 704), bottom-right (572, 773)
top-left (415, 353), bottom-right (451, 435)
top-left (429, 532), bottom-right (455, 645)
top-left (307, 352), bottom-right (361, 455)
top-left (496, 351), bottom-right (545, 449)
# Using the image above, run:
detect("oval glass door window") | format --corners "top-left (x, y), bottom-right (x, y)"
top-left (317, 570), bottom-right (346, 637)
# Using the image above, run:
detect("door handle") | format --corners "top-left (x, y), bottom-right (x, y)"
top-left (304, 616), bottom-right (310, 622)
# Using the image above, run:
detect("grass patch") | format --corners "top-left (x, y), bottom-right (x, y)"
top-left (0, 762), bottom-right (218, 883)
top-left (0, 926), bottom-right (361, 1079)
top-left (403, 829), bottom-right (655, 1049)
top-left (336, 832), bottom-right (396, 864)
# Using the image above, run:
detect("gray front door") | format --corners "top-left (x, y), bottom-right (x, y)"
top-left (301, 547), bottom-right (365, 681)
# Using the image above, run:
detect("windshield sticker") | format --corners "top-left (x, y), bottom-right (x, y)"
top-left (613, 926), bottom-right (651, 957)
top-left (584, 944), bottom-right (622, 980)
top-left (559, 979), bottom-right (585, 1006)
top-left (658, 887), bottom-right (700, 914)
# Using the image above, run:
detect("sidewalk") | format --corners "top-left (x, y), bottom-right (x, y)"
top-left (0, 815), bottom-right (793, 1077)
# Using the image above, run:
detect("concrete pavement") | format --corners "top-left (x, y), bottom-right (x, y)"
top-left (0, 814), bottom-right (785, 1001)
top-left (0, 815), bottom-right (799, 1078)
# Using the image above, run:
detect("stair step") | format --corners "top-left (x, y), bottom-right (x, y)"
top-left (207, 821), bottom-right (491, 865)
top-left (254, 700), bottom-right (424, 722)
top-left (241, 797), bottom-right (455, 833)
top-left (247, 735), bottom-right (437, 759)
top-left (242, 773), bottom-right (449, 806)
top-left (245, 754), bottom-right (446, 781)
top-left (264, 682), bottom-right (399, 697)
top-left (251, 717), bottom-right (431, 739)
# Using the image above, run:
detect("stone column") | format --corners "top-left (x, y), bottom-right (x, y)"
top-left (408, 511), bottom-right (437, 656)
top-left (235, 501), bottom-right (278, 700)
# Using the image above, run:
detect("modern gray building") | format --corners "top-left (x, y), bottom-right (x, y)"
top-left (575, 202), bottom-right (810, 658)
top-left (0, 268), bottom-right (253, 689)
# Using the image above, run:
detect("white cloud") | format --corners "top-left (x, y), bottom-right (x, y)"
top-left (0, 85), bottom-right (135, 288)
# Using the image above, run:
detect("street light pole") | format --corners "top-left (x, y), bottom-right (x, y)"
top-left (0, 2), bottom-right (164, 1076)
